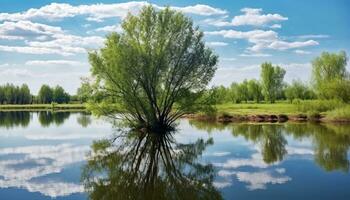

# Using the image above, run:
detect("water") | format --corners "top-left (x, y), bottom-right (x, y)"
top-left (0, 111), bottom-right (349, 199)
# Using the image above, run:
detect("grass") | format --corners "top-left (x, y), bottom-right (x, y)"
top-left (215, 100), bottom-right (350, 121)
top-left (0, 103), bottom-right (86, 111)
top-left (216, 101), bottom-right (298, 115)
top-left (326, 105), bottom-right (350, 121)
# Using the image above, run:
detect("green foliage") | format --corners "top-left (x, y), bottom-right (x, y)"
top-left (77, 78), bottom-right (93, 103)
top-left (247, 79), bottom-right (263, 103)
top-left (52, 85), bottom-right (70, 103)
top-left (312, 51), bottom-right (350, 102)
top-left (284, 80), bottom-right (315, 102)
top-left (260, 62), bottom-right (286, 103)
top-left (326, 105), bottom-right (350, 121)
top-left (88, 6), bottom-right (217, 130)
top-left (294, 99), bottom-right (345, 113)
top-left (0, 83), bottom-right (32, 104)
top-left (38, 84), bottom-right (53, 104)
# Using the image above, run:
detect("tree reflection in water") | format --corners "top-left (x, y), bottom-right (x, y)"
top-left (189, 120), bottom-right (350, 172)
top-left (81, 130), bottom-right (223, 200)
top-left (0, 111), bottom-right (31, 128)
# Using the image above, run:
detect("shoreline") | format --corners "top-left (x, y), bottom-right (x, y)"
top-left (183, 113), bottom-right (350, 124)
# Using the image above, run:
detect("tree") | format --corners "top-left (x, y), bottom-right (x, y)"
top-left (260, 62), bottom-right (286, 103)
top-left (88, 6), bottom-right (218, 131)
top-left (247, 79), bottom-right (262, 103)
top-left (284, 80), bottom-right (314, 102)
top-left (19, 84), bottom-right (31, 104)
top-left (38, 85), bottom-right (53, 104)
top-left (312, 51), bottom-right (350, 102)
top-left (77, 81), bottom-right (93, 103)
top-left (53, 85), bottom-right (70, 103)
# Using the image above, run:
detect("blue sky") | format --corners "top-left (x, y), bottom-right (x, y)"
top-left (0, 0), bottom-right (349, 94)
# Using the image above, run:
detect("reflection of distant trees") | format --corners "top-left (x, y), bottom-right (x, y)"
top-left (81, 130), bottom-right (222, 200)
top-left (190, 120), bottom-right (350, 172)
top-left (77, 113), bottom-right (92, 127)
top-left (231, 124), bottom-right (287, 164)
top-left (0, 111), bottom-right (31, 129)
top-left (38, 111), bottom-right (70, 127)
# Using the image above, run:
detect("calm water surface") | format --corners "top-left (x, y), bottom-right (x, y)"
top-left (0, 111), bottom-right (349, 199)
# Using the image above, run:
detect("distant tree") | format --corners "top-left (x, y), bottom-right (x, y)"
top-left (88, 6), bottom-right (218, 130)
top-left (238, 80), bottom-right (249, 103)
top-left (77, 81), bottom-right (93, 103)
top-left (229, 82), bottom-right (242, 103)
top-left (38, 85), bottom-right (53, 104)
top-left (312, 51), bottom-right (350, 102)
top-left (284, 80), bottom-right (314, 102)
top-left (260, 62), bottom-right (286, 103)
top-left (19, 84), bottom-right (31, 104)
top-left (247, 79), bottom-right (263, 103)
top-left (53, 85), bottom-right (70, 103)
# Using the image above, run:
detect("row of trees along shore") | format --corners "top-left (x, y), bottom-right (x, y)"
top-left (211, 51), bottom-right (350, 104)
top-left (0, 84), bottom-right (72, 104)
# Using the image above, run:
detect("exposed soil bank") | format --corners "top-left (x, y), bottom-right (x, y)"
top-left (183, 113), bottom-right (350, 123)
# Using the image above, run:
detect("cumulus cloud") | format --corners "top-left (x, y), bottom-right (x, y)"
top-left (0, 20), bottom-right (63, 40)
top-left (270, 24), bottom-right (281, 29)
top-left (0, 2), bottom-right (226, 22)
top-left (204, 8), bottom-right (287, 27)
top-left (298, 34), bottom-right (329, 39)
top-left (206, 41), bottom-right (229, 47)
top-left (25, 60), bottom-right (87, 66)
top-left (205, 29), bottom-right (319, 52)
top-left (232, 8), bottom-right (287, 26)
top-left (295, 49), bottom-right (311, 54)
top-left (94, 24), bottom-right (123, 33)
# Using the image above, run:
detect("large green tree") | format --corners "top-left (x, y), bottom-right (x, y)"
top-left (53, 85), bottom-right (70, 103)
top-left (260, 62), bottom-right (286, 103)
top-left (38, 85), bottom-right (53, 104)
top-left (88, 6), bottom-right (218, 131)
top-left (312, 51), bottom-right (350, 102)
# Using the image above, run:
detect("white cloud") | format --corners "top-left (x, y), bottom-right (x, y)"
top-left (298, 34), bottom-right (329, 39)
top-left (94, 24), bottom-right (123, 33)
top-left (267, 40), bottom-right (318, 51)
top-left (205, 8), bottom-right (287, 27)
top-left (171, 4), bottom-right (227, 16)
top-left (25, 60), bottom-right (86, 66)
top-left (0, 20), bottom-right (63, 40)
top-left (0, 45), bottom-right (76, 56)
top-left (270, 24), bottom-right (281, 29)
top-left (239, 53), bottom-right (271, 57)
top-left (221, 57), bottom-right (236, 61)
top-left (295, 49), bottom-right (311, 54)
top-left (0, 2), bottom-right (226, 22)
top-left (206, 41), bottom-right (229, 47)
top-left (232, 8), bottom-right (288, 26)
top-left (205, 29), bottom-right (319, 52)
top-left (211, 151), bottom-right (231, 157)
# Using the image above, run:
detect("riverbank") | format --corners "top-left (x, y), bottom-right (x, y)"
top-left (186, 102), bottom-right (350, 123)
top-left (0, 104), bottom-right (86, 111)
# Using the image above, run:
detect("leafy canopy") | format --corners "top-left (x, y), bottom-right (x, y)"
top-left (89, 6), bottom-right (218, 131)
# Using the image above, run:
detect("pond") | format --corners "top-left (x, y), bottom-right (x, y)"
top-left (0, 111), bottom-right (349, 200)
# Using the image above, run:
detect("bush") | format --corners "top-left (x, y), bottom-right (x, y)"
top-left (294, 99), bottom-right (345, 113)
top-left (326, 105), bottom-right (350, 120)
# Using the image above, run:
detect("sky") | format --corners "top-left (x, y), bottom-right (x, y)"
top-left (0, 0), bottom-right (349, 94)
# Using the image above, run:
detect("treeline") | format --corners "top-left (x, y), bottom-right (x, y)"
top-left (0, 84), bottom-right (72, 104)
top-left (211, 51), bottom-right (350, 104)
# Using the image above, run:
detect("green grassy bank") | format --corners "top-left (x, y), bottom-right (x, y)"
top-left (198, 100), bottom-right (350, 123)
